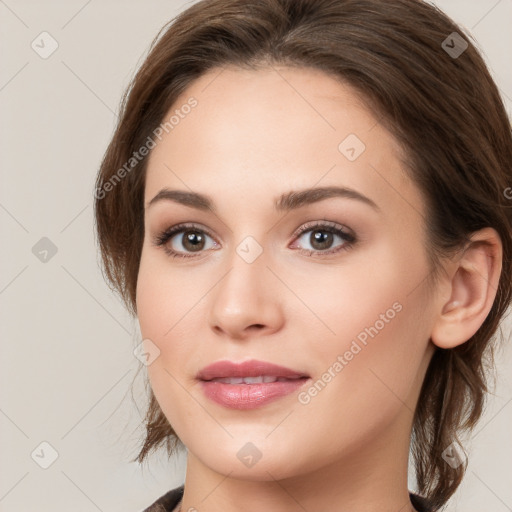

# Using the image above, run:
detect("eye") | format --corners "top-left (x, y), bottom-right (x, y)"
top-left (153, 220), bottom-right (356, 260)
top-left (290, 220), bottom-right (356, 256)
top-left (152, 223), bottom-right (219, 259)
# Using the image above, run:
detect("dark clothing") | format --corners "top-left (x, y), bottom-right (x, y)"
top-left (143, 484), bottom-right (434, 511)
top-left (143, 485), bottom-right (184, 512)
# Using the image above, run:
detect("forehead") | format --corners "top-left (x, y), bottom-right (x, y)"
top-left (144, 65), bottom-right (422, 221)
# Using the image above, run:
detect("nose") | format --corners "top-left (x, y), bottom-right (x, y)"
top-left (208, 244), bottom-right (284, 340)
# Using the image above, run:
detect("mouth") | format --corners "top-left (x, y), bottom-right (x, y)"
top-left (206, 375), bottom-right (308, 384)
top-left (196, 359), bottom-right (311, 410)
top-left (196, 358), bottom-right (310, 381)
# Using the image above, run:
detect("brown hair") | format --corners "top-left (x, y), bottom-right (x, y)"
top-left (93, 0), bottom-right (512, 509)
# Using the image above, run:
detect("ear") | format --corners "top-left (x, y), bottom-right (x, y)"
top-left (431, 227), bottom-right (503, 349)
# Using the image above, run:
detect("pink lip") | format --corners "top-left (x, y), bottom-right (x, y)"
top-left (197, 359), bottom-right (310, 410)
top-left (196, 359), bottom-right (309, 380)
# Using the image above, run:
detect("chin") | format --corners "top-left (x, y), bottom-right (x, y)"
top-left (191, 438), bottom-right (309, 481)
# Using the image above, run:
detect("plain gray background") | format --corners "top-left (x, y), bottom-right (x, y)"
top-left (1, 0), bottom-right (511, 510)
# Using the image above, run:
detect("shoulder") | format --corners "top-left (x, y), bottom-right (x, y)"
top-left (142, 485), bottom-right (185, 512)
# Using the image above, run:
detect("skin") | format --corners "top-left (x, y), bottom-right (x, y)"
top-left (136, 66), bottom-right (502, 512)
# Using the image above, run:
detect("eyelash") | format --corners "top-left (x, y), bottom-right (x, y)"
top-left (152, 220), bottom-right (356, 259)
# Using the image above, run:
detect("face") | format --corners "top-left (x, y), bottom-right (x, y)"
top-left (136, 65), bottom-right (438, 481)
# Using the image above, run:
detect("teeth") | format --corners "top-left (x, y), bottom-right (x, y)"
top-left (243, 376), bottom-right (268, 384)
top-left (211, 375), bottom-right (296, 384)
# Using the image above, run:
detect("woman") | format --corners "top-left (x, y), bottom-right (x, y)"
top-left (93, 0), bottom-right (512, 511)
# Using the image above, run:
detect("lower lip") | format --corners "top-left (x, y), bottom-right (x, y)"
top-left (199, 378), bottom-right (310, 410)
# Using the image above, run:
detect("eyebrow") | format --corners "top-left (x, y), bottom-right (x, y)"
top-left (145, 186), bottom-right (380, 213)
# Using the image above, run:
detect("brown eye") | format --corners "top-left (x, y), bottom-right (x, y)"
top-left (180, 230), bottom-right (206, 252)
top-left (153, 223), bottom-right (218, 259)
top-left (292, 221), bottom-right (356, 256)
top-left (308, 229), bottom-right (335, 251)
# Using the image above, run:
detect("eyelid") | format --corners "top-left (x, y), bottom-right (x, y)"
top-left (152, 222), bottom-right (219, 246)
top-left (292, 219), bottom-right (354, 239)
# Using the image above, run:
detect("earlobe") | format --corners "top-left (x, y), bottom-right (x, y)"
top-left (430, 227), bottom-right (502, 350)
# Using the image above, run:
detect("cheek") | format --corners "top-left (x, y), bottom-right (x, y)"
top-left (136, 250), bottom-right (199, 339)
top-left (136, 263), bottom-right (166, 341)
top-left (308, 241), bottom-right (432, 406)
top-left (289, 283), bottom-right (429, 464)
top-left (135, 250), bottom-right (215, 382)
top-left (301, 248), bottom-right (418, 353)
top-left (135, 255), bottom-right (200, 436)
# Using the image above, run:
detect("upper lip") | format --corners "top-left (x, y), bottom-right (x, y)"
top-left (197, 359), bottom-right (309, 381)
